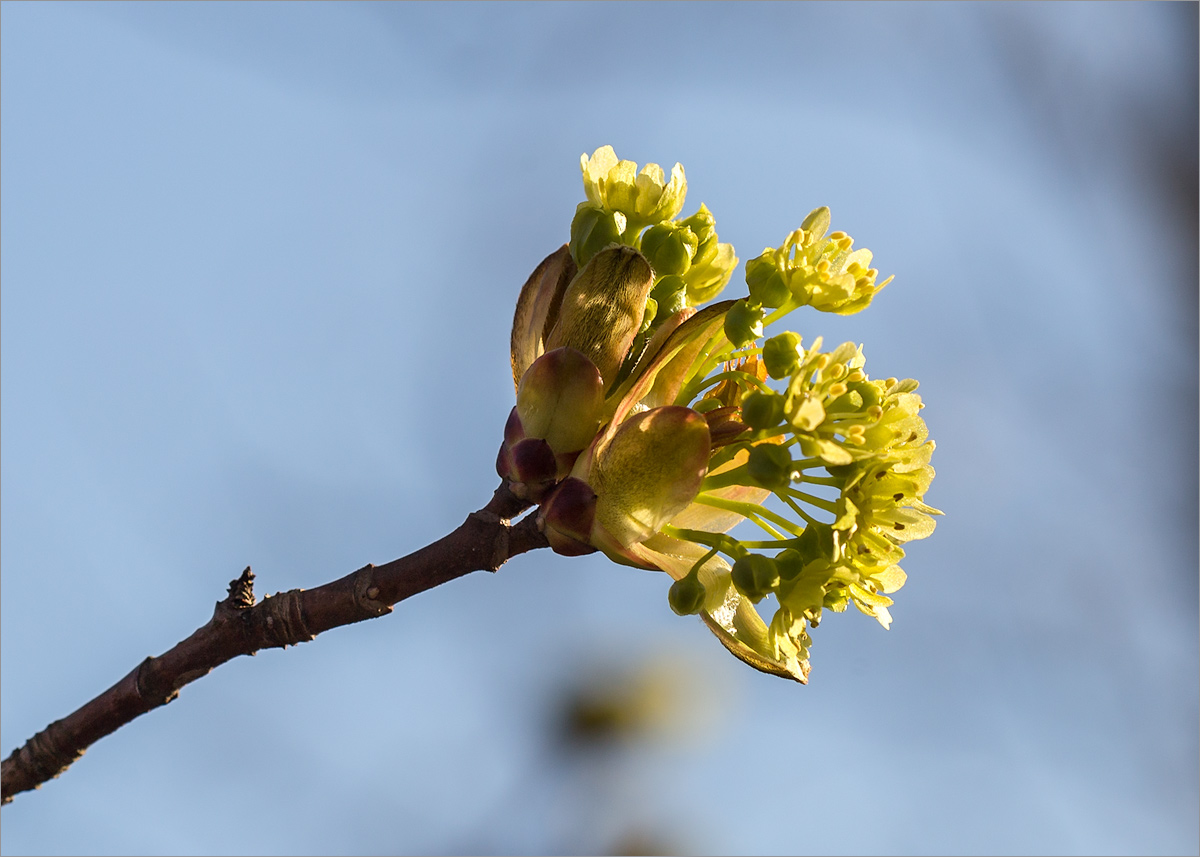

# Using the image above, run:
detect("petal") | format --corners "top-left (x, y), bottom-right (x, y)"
top-left (869, 564), bottom-right (907, 595)
top-left (510, 245), bottom-right (576, 392)
top-left (849, 582), bottom-right (895, 629)
top-left (685, 241), bottom-right (737, 304)
top-left (604, 160), bottom-right (640, 212)
top-left (843, 247), bottom-right (874, 273)
top-left (649, 162), bottom-right (688, 222)
top-left (800, 206), bottom-right (831, 243)
top-left (637, 532), bottom-right (724, 580)
top-left (701, 598), bottom-right (810, 683)
top-left (869, 508), bottom-right (937, 543)
top-left (581, 146), bottom-right (618, 203)
top-left (635, 162), bottom-right (666, 196)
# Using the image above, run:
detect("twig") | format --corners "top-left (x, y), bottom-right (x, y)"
top-left (0, 482), bottom-right (546, 805)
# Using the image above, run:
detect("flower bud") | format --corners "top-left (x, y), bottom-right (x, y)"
top-left (723, 299), bottom-right (764, 347)
top-left (570, 202), bottom-right (627, 267)
top-left (740, 390), bottom-right (785, 429)
top-left (508, 437), bottom-right (558, 496)
top-left (745, 253), bottom-right (790, 308)
top-left (640, 223), bottom-right (698, 276)
top-left (649, 274), bottom-right (688, 318)
top-left (793, 520), bottom-right (837, 563)
top-left (731, 554), bottom-right (780, 602)
top-left (503, 406), bottom-right (525, 447)
top-left (516, 347), bottom-right (605, 455)
top-left (678, 204), bottom-right (716, 252)
top-left (539, 477), bottom-right (599, 556)
top-left (679, 204), bottom-right (737, 304)
top-left (546, 246), bottom-right (655, 387)
top-left (495, 442), bottom-right (512, 481)
top-left (762, 332), bottom-right (803, 379)
top-left (747, 443), bottom-right (793, 489)
top-left (668, 575), bottom-right (707, 616)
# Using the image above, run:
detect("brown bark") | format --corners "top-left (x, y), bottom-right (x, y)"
top-left (1, 483), bottom-right (546, 805)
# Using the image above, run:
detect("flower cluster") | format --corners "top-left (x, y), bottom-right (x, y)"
top-left (497, 147), bottom-right (940, 683)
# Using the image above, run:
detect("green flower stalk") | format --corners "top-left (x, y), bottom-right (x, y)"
top-left (500, 146), bottom-right (941, 683)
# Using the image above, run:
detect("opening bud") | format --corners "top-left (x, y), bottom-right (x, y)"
top-left (570, 203), bottom-right (627, 267)
top-left (746, 254), bottom-right (790, 308)
top-left (640, 222), bottom-right (699, 276)
top-left (723, 298), bottom-right (765, 347)
top-left (591, 406), bottom-right (711, 548)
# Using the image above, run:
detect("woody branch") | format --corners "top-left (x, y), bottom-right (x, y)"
top-left (0, 482), bottom-right (547, 805)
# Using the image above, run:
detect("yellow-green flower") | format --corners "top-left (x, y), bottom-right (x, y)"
top-left (501, 149), bottom-right (940, 684)
top-left (745, 207), bottom-right (893, 316)
top-left (580, 145), bottom-right (687, 234)
top-left (678, 204), bottom-right (738, 305)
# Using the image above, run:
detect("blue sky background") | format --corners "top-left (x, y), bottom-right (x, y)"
top-left (2, 2), bottom-right (1196, 855)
